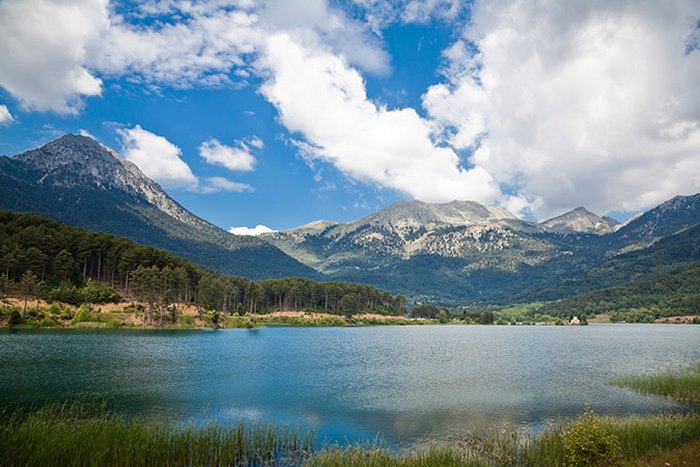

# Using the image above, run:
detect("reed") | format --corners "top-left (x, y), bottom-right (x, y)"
top-left (608, 363), bottom-right (700, 404)
top-left (2, 403), bottom-right (700, 466)
top-left (0, 403), bottom-right (314, 466)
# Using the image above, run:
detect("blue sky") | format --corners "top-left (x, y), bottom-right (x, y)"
top-left (0, 0), bottom-right (698, 233)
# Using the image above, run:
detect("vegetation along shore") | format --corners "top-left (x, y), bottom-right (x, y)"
top-left (2, 363), bottom-right (700, 466)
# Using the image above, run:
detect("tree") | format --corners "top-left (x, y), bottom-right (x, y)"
top-left (247, 282), bottom-right (264, 314)
top-left (0, 272), bottom-right (10, 299)
top-left (479, 310), bottom-right (495, 324)
top-left (340, 292), bottom-right (363, 319)
top-left (411, 304), bottom-right (440, 319)
top-left (130, 266), bottom-right (162, 324)
top-left (53, 249), bottom-right (80, 282)
top-left (23, 247), bottom-right (48, 279)
top-left (19, 270), bottom-right (39, 318)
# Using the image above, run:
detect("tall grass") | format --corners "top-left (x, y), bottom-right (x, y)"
top-left (2, 403), bottom-right (700, 466)
top-left (0, 403), bottom-right (314, 466)
top-left (308, 413), bottom-right (700, 466)
top-left (608, 363), bottom-right (700, 404)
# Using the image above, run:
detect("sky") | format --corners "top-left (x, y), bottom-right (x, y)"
top-left (0, 0), bottom-right (699, 234)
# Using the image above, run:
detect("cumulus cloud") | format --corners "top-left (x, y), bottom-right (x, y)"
top-left (0, 0), bottom-right (107, 113)
top-left (229, 224), bottom-right (276, 236)
top-left (0, 105), bottom-right (14, 125)
top-left (93, 6), bottom-right (260, 88)
top-left (424, 0), bottom-right (700, 218)
top-left (260, 0), bottom-right (391, 75)
top-left (199, 139), bottom-right (256, 172)
top-left (258, 33), bottom-right (504, 204)
top-left (197, 177), bottom-right (254, 193)
top-left (117, 125), bottom-right (198, 189)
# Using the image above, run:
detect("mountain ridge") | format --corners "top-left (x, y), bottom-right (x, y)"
top-left (0, 134), bottom-right (317, 280)
top-left (2, 133), bottom-right (699, 304)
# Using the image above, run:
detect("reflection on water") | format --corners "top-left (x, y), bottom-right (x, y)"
top-left (1, 324), bottom-right (699, 445)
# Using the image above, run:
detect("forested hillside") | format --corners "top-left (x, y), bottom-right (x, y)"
top-left (0, 212), bottom-right (405, 317)
top-left (539, 264), bottom-right (700, 319)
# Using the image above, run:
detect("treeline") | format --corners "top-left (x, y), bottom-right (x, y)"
top-left (0, 212), bottom-right (406, 318)
top-left (539, 264), bottom-right (700, 318)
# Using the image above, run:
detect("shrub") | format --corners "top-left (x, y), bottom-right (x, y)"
top-left (564, 406), bottom-right (622, 467)
top-left (39, 317), bottom-right (57, 327)
top-left (71, 305), bottom-right (97, 325)
top-left (81, 280), bottom-right (120, 304)
top-left (8, 310), bottom-right (23, 327)
top-left (48, 303), bottom-right (62, 315)
top-left (47, 282), bottom-right (84, 306)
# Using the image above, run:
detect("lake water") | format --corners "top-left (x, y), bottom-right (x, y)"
top-left (1, 324), bottom-right (699, 446)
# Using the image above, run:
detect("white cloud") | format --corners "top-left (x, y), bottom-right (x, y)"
top-left (0, 0), bottom-right (107, 113)
top-left (229, 224), bottom-right (276, 236)
top-left (199, 139), bottom-right (256, 172)
top-left (79, 128), bottom-right (95, 139)
top-left (0, 105), bottom-right (14, 125)
top-left (424, 0), bottom-right (700, 218)
top-left (260, 0), bottom-right (391, 75)
top-left (248, 136), bottom-right (265, 149)
top-left (258, 33), bottom-right (504, 204)
top-left (93, 6), bottom-right (260, 88)
top-left (347, 0), bottom-right (464, 31)
top-left (117, 125), bottom-right (198, 189)
top-left (197, 177), bottom-right (254, 193)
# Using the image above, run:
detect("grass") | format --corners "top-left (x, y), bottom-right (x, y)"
top-left (0, 403), bottom-right (314, 466)
top-left (608, 363), bottom-right (700, 404)
top-left (307, 413), bottom-right (700, 466)
top-left (3, 402), bottom-right (700, 466)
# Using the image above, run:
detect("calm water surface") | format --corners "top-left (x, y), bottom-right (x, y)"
top-left (1, 324), bottom-right (699, 445)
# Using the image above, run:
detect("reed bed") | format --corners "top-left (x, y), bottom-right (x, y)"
top-left (2, 403), bottom-right (700, 466)
top-left (308, 413), bottom-right (700, 467)
top-left (608, 363), bottom-right (700, 404)
top-left (0, 403), bottom-right (314, 466)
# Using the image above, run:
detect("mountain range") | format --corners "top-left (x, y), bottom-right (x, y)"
top-left (1, 134), bottom-right (698, 305)
top-left (0, 134), bottom-right (316, 280)
top-left (263, 193), bottom-right (700, 305)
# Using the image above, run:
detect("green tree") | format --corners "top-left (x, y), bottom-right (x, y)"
top-left (340, 292), bottom-right (363, 319)
top-left (53, 249), bottom-right (80, 282)
top-left (130, 266), bottom-right (162, 324)
top-left (19, 270), bottom-right (39, 318)
top-left (479, 310), bottom-right (495, 324)
top-left (0, 272), bottom-right (10, 298)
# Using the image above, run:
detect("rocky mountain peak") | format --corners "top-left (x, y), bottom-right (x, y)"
top-left (541, 206), bottom-right (618, 235)
top-left (14, 134), bottom-right (212, 232)
top-left (613, 193), bottom-right (700, 242)
top-left (337, 199), bottom-right (517, 237)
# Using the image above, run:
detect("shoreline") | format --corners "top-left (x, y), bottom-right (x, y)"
top-left (2, 297), bottom-right (698, 330)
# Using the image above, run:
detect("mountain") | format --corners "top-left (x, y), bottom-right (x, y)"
top-left (540, 207), bottom-right (618, 235)
top-left (607, 193), bottom-right (700, 251)
top-left (3, 134), bottom-right (698, 304)
top-left (265, 194), bottom-right (700, 304)
top-left (539, 263), bottom-right (700, 317)
top-left (263, 199), bottom-right (555, 274)
top-left (0, 134), bottom-right (317, 280)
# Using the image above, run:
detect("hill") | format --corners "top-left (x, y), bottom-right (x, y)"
top-left (0, 135), bottom-right (316, 280)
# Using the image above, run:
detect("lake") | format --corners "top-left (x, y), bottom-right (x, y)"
top-left (1, 324), bottom-right (699, 446)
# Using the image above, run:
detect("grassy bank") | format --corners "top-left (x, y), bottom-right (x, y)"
top-left (0, 300), bottom-right (413, 330)
top-left (608, 363), bottom-right (700, 404)
top-left (2, 403), bottom-right (700, 466)
top-left (0, 404), bottom-right (314, 466)
top-left (309, 411), bottom-right (700, 466)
